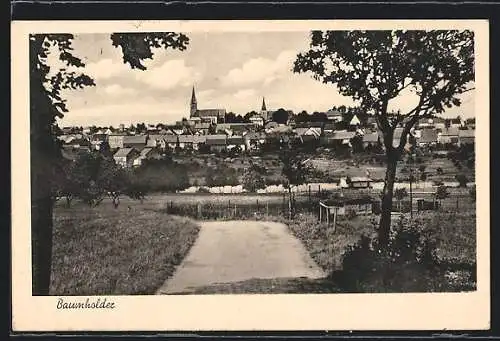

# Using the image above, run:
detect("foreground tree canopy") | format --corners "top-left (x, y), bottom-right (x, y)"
top-left (30, 32), bottom-right (190, 295)
top-left (294, 30), bottom-right (474, 246)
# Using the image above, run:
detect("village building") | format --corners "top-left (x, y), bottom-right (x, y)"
top-left (339, 176), bottom-right (373, 189)
top-left (227, 135), bottom-right (246, 151)
top-left (206, 134), bottom-right (228, 153)
top-left (325, 109), bottom-right (343, 122)
top-left (133, 147), bottom-right (162, 167)
top-left (361, 131), bottom-right (380, 149)
top-left (123, 135), bottom-right (147, 149)
top-left (108, 134), bottom-right (126, 149)
top-left (321, 130), bottom-right (356, 147)
top-left (243, 131), bottom-right (266, 151)
top-left (438, 127), bottom-right (460, 145)
top-left (349, 114), bottom-right (361, 126)
top-left (417, 128), bottom-right (438, 147)
top-left (113, 148), bottom-right (140, 168)
top-left (458, 128), bottom-right (475, 146)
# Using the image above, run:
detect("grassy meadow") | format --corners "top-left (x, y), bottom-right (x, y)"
top-left (51, 199), bottom-right (200, 295)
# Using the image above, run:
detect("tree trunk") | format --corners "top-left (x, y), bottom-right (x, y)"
top-left (379, 154), bottom-right (398, 248)
top-left (288, 186), bottom-right (293, 220)
top-left (32, 196), bottom-right (53, 295)
top-left (65, 195), bottom-right (72, 208)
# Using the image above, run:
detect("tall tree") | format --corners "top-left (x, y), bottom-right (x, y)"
top-left (30, 32), bottom-right (189, 295)
top-left (279, 145), bottom-right (311, 219)
top-left (294, 30), bottom-right (474, 246)
top-left (272, 108), bottom-right (289, 124)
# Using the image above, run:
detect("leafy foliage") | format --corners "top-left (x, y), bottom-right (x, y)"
top-left (242, 162), bottom-right (267, 193)
top-left (30, 32), bottom-right (190, 294)
top-left (338, 218), bottom-right (444, 292)
top-left (294, 30), bottom-right (474, 245)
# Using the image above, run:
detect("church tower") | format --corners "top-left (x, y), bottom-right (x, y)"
top-left (260, 97), bottom-right (268, 120)
top-left (190, 86), bottom-right (197, 117)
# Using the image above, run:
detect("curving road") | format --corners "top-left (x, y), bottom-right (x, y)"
top-left (156, 220), bottom-right (326, 294)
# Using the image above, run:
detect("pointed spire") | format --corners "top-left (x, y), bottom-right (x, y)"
top-left (261, 97), bottom-right (267, 111)
top-left (191, 86), bottom-right (197, 104)
top-left (190, 85), bottom-right (197, 117)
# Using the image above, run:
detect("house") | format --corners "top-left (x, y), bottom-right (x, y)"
top-left (321, 130), bottom-right (356, 146)
top-left (194, 122), bottom-right (211, 134)
top-left (147, 134), bottom-right (166, 148)
top-left (133, 147), bottom-right (162, 167)
top-left (417, 128), bottom-right (438, 147)
top-left (113, 148), bottom-right (140, 168)
top-left (108, 134), bottom-right (125, 149)
top-left (323, 123), bottom-right (335, 133)
top-left (295, 127), bottom-right (321, 138)
top-left (465, 118), bottom-right (476, 129)
top-left (326, 109), bottom-right (343, 122)
top-left (163, 135), bottom-right (179, 149)
top-left (349, 114), bottom-right (361, 126)
top-left (449, 117), bottom-right (463, 128)
top-left (438, 127), bottom-right (460, 145)
top-left (191, 135), bottom-right (207, 150)
top-left (362, 132), bottom-right (380, 148)
top-left (178, 135), bottom-right (198, 149)
top-left (227, 135), bottom-right (246, 152)
top-left (339, 176), bottom-right (373, 189)
top-left (123, 135), bottom-right (147, 149)
top-left (249, 115), bottom-right (265, 126)
top-left (206, 134), bottom-right (227, 153)
top-left (66, 137), bottom-right (91, 149)
top-left (458, 128), bottom-right (475, 146)
top-left (244, 132), bottom-right (266, 151)
top-left (433, 117), bottom-right (446, 130)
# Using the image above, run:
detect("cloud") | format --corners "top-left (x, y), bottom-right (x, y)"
top-left (234, 88), bottom-right (257, 100)
top-left (103, 84), bottom-right (135, 96)
top-left (84, 58), bottom-right (129, 80)
top-left (134, 59), bottom-right (202, 91)
top-left (221, 50), bottom-right (297, 87)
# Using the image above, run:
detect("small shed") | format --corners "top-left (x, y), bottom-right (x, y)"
top-left (320, 196), bottom-right (374, 217)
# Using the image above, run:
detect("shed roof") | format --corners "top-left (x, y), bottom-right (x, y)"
top-left (114, 148), bottom-right (137, 158)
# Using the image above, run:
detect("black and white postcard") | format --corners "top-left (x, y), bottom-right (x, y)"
top-left (11, 19), bottom-right (490, 331)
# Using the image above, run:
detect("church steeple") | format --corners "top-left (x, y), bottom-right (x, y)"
top-left (190, 86), bottom-right (197, 117)
top-left (261, 97), bottom-right (267, 111)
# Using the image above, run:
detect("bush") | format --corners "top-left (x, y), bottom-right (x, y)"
top-left (197, 187), bottom-right (210, 193)
top-left (345, 209), bottom-right (357, 220)
top-left (336, 219), bottom-right (446, 292)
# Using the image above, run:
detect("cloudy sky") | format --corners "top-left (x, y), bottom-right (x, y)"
top-left (50, 32), bottom-right (475, 127)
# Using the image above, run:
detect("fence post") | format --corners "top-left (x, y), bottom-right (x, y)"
top-left (234, 204), bottom-right (237, 217)
top-left (170, 201), bottom-right (173, 212)
top-left (456, 197), bottom-right (459, 210)
top-left (308, 185), bottom-right (311, 203)
top-left (197, 203), bottom-right (201, 219)
top-left (266, 202), bottom-right (269, 216)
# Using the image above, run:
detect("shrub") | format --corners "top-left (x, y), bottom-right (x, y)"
top-left (197, 187), bottom-right (210, 193)
top-left (337, 219), bottom-right (445, 292)
top-left (436, 167), bottom-right (443, 175)
top-left (345, 209), bottom-right (357, 220)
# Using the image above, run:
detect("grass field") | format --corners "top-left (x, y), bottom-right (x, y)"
top-left (51, 201), bottom-right (200, 295)
top-left (286, 209), bottom-right (476, 276)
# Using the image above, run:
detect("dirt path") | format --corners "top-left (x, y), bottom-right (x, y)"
top-left (156, 220), bottom-right (326, 294)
